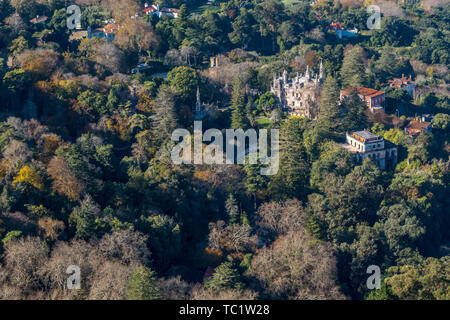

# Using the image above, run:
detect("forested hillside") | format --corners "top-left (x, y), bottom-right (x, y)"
top-left (0, 0), bottom-right (448, 300)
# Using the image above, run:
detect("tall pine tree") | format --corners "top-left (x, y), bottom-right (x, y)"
top-left (316, 76), bottom-right (346, 138)
top-left (127, 266), bottom-right (161, 300)
top-left (230, 77), bottom-right (249, 130)
top-left (340, 46), bottom-right (368, 88)
top-left (268, 118), bottom-right (309, 200)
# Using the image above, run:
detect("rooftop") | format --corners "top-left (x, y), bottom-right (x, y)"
top-left (144, 6), bottom-right (157, 13)
top-left (405, 120), bottom-right (431, 130)
top-left (69, 30), bottom-right (88, 41)
top-left (348, 130), bottom-right (383, 143)
top-left (341, 87), bottom-right (384, 98)
top-left (388, 74), bottom-right (414, 88)
top-left (352, 130), bottom-right (379, 140)
top-left (161, 8), bottom-right (180, 13)
top-left (30, 15), bottom-right (48, 24)
top-left (104, 23), bottom-right (120, 34)
top-left (329, 22), bottom-right (344, 30)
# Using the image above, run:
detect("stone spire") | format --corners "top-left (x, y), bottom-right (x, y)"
top-left (319, 59), bottom-right (323, 80)
top-left (195, 86), bottom-right (201, 113)
top-left (305, 65), bottom-right (310, 80)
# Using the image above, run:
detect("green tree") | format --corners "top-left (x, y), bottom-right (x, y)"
top-left (431, 113), bottom-right (450, 132)
top-left (384, 257), bottom-right (450, 300)
top-left (309, 141), bottom-right (353, 189)
top-left (8, 36), bottom-right (29, 55)
top-left (3, 68), bottom-right (29, 94)
top-left (268, 118), bottom-right (309, 200)
top-left (255, 0), bottom-right (286, 53)
top-left (167, 66), bottom-right (199, 102)
top-left (151, 85), bottom-right (178, 144)
top-left (49, 8), bottom-right (68, 33)
top-left (244, 161), bottom-right (268, 210)
top-left (225, 194), bottom-right (239, 224)
top-left (256, 92), bottom-right (276, 116)
top-left (229, 8), bottom-right (254, 49)
top-left (230, 77), bottom-right (248, 129)
top-left (316, 76), bottom-right (345, 138)
top-left (0, 0), bottom-right (14, 22)
top-left (370, 17), bottom-right (417, 47)
top-left (341, 94), bottom-right (367, 132)
top-left (127, 266), bottom-right (161, 300)
top-left (69, 195), bottom-right (101, 240)
top-left (340, 46), bottom-right (367, 88)
top-left (77, 90), bottom-right (107, 117)
top-left (204, 261), bottom-right (243, 291)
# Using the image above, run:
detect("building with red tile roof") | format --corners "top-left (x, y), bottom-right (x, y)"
top-left (340, 86), bottom-right (385, 112)
top-left (104, 23), bottom-right (120, 34)
top-left (404, 118), bottom-right (432, 137)
top-left (143, 4), bottom-right (180, 18)
top-left (329, 22), bottom-right (344, 31)
top-left (30, 15), bottom-right (48, 24)
top-left (388, 74), bottom-right (415, 97)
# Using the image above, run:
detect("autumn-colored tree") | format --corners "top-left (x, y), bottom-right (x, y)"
top-left (47, 156), bottom-right (84, 200)
top-left (115, 18), bottom-right (160, 55)
top-left (12, 165), bottom-right (44, 190)
top-left (17, 49), bottom-right (60, 81)
top-left (38, 217), bottom-right (65, 241)
top-left (202, 247), bottom-right (224, 267)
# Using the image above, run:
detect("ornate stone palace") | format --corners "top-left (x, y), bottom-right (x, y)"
top-left (270, 62), bottom-right (324, 120)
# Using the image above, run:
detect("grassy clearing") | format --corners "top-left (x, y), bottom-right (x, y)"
top-left (282, 0), bottom-right (302, 6)
top-left (189, 4), bottom-right (221, 15)
top-left (256, 117), bottom-right (272, 128)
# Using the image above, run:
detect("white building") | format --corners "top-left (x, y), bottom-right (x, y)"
top-left (340, 130), bottom-right (397, 170)
top-left (144, 3), bottom-right (179, 18)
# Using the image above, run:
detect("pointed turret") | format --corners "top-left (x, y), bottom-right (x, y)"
top-left (195, 86), bottom-right (201, 113)
top-left (319, 59), bottom-right (323, 81)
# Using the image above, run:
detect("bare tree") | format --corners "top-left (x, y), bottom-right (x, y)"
top-left (3, 236), bottom-right (49, 291)
top-left (88, 261), bottom-right (135, 300)
top-left (208, 221), bottom-right (257, 253)
top-left (97, 229), bottom-right (151, 266)
top-left (158, 276), bottom-right (193, 300)
top-left (255, 199), bottom-right (307, 239)
top-left (92, 42), bottom-right (125, 74)
top-left (246, 229), bottom-right (346, 300)
top-left (191, 285), bottom-right (257, 300)
top-left (39, 239), bottom-right (103, 298)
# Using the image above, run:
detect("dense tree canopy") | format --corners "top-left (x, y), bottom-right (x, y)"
top-left (0, 0), bottom-right (448, 301)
